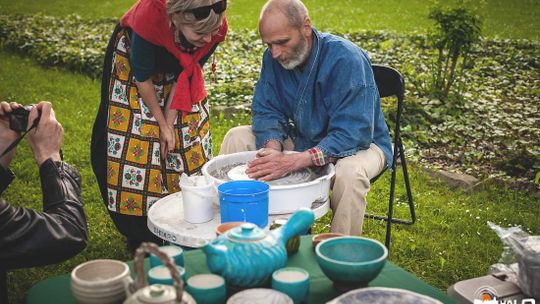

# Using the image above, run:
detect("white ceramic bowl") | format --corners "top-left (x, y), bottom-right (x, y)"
top-left (202, 151), bottom-right (335, 215)
top-left (327, 287), bottom-right (442, 304)
top-left (226, 288), bottom-right (293, 304)
top-left (70, 259), bottom-right (130, 304)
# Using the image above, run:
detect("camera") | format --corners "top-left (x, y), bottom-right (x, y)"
top-left (9, 105), bottom-right (40, 132)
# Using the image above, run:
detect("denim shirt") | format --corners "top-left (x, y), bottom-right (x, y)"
top-left (251, 29), bottom-right (393, 168)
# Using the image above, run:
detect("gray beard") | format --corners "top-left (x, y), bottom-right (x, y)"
top-left (279, 36), bottom-right (309, 70)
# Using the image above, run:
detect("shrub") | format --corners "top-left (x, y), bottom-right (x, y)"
top-left (1, 13), bottom-right (538, 186)
top-left (428, 4), bottom-right (482, 101)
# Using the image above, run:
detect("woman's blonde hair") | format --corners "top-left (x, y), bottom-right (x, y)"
top-left (167, 0), bottom-right (225, 34)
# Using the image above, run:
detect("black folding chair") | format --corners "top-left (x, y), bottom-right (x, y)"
top-left (365, 64), bottom-right (416, 249)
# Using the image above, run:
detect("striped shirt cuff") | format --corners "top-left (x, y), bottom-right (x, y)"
top-left (308, 147), bottom-right (331, 166)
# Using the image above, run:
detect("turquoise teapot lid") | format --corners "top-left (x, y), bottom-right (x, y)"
top-left (228, 223), bottom-right (266, 241)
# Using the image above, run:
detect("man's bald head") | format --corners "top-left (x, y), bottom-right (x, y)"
top-left (260, 0), bottom-right (309, 30)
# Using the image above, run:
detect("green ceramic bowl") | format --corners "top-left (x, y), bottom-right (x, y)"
top-left (315, 236), bottom-right (387, 290)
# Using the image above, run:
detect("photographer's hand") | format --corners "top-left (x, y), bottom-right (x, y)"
top-left (27, 102), bottom-right (63, 166)
top-left (0, 101), bottom-right (23, 168)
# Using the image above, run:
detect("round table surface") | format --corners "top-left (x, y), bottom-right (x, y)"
top-left (147, 192), bottom-right (329, 248)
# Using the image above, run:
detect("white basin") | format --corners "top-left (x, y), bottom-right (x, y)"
top-left (202, 151), bottom-right (335, 215)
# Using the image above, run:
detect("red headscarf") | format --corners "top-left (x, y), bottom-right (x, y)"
top-left (121, 0), bottom-right (228, 113)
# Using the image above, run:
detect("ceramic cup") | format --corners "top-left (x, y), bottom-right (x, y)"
top-left (147, 265), bottom-right (186, 286)
top-left (272, 267), bottom-right (310, 304)
top-left (186, 273), bottom-right (226, 304)
top-left (149, 245), bottom-right (184, 268)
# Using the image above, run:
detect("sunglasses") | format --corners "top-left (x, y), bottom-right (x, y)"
top-left (187, 0), bottom-right (227, 20)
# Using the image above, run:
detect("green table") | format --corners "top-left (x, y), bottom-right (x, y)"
top-left (26, 236), bottom-right (455, 303)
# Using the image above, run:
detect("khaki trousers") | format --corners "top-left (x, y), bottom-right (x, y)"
top-left (219, 126), bottom-right (387, 235)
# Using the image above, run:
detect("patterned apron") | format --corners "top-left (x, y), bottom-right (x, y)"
top-left (105, 28), bottom-right (212, 216)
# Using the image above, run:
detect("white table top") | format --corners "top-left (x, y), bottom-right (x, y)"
top-left (147, 192), bottom-right (329, 248)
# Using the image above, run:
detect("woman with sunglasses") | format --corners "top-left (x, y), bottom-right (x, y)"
top-left (90, 0), bottom-right (228, 250)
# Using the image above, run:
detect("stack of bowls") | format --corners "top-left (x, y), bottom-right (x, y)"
top-left (70, 259), bottom-right (130, 304)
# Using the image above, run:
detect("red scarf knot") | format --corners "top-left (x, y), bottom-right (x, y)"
top-left (121, 0), bottom-right (228, 114)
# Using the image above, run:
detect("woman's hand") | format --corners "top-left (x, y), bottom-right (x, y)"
top-left (164, 82), bottom-right (178, 126)
top-left (159, 124), bottom-right (175, 160)
top-left (161, 82), bottom-right (178, 160)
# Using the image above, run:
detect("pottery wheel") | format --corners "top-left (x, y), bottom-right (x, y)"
top-left (227, 164), bottom-right (313, 185)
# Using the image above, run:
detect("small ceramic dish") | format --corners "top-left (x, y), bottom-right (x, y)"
top-left (311, 232), bottom-right (345, 249)
top-left (150, 245), bottom-right (184, 268)
top-left (147, 265), bottom-right (186, 285)
top-left (215, 221), bottom-right (244, 236)
top-left (272, 267), bottom-right (310, 303)
top-left (186, 274), bottom-right (226, 304)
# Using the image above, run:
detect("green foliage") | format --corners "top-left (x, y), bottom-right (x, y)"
top-left (0, 14), bottom-right (114, 77)
top-left (428, 4), bottom-right (482, 100)
top-left (0, 13), bottom-right (538, 185)
top-left (1, 0), bottom-right (539, 40)
top-left (2, 51), bottom-right (540, 304)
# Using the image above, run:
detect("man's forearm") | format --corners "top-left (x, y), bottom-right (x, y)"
top-left (293, 150), bottom-right (315, 170)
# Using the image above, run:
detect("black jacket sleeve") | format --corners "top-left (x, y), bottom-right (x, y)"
top-left (0, 159), bottom-right (88, 269)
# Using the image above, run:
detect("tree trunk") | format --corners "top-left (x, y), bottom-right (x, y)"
top-left (443, 51), bottom-right (460, 98)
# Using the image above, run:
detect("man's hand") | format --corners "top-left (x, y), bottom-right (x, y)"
top-left (246, 149), bottom-right (312, 181)
top-left (264, 140), bottom-right (282, 152)
top-left (27, 102), bottom-right (63, 166)
top-left (0, 101), bottom-right (23, 168)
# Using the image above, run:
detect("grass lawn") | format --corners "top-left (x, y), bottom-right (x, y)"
top-left (1, 0), bottom-right (539, 303)
top-left (1, 50), bottom-right (539, 303)
top-left (0, 0), bottom-right (539, 39)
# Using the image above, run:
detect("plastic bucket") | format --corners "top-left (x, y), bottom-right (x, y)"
top-left (218, 180), bottom-right (270, 228)
top-left (180, 176), bottom-right (215, 224)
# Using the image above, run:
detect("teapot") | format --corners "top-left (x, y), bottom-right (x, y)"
top-left (203, 208), bottom-right (315, 287)
top-left (124, 242), bottom-right (195, 304)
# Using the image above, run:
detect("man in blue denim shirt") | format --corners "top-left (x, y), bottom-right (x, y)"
top-left (220, 0), bottom-right (392, 235)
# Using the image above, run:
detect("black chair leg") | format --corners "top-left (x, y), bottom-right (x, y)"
top-left (385, 163), bottom-right (398, 249)
top-left (399, 139), bottom-right (416, 223)
top-left (365, 138), bottom-right (416, 251)
top-left (365, 154), bottom-right (415, 226)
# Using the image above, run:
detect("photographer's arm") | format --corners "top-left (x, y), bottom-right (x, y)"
top-left (0, 102), bottom-right (87, 269)
top-left (0, 160), bottom-right (87, 269)
top-left (27, 103), bottom-right (61, 165)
